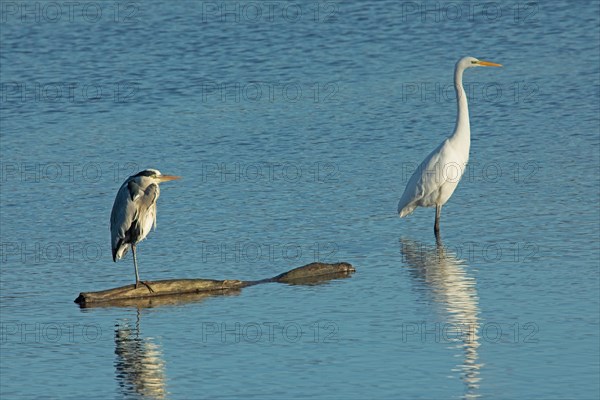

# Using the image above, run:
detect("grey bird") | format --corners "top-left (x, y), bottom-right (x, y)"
top-left (110, 169), bottom-right (181, 289)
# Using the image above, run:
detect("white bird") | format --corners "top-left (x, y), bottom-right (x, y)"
top-left (398, 56), bottom-right (502, 236)
top-left (110, 169), bottom-right (181, 289)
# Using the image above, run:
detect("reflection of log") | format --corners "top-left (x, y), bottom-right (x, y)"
top-left (75, 262), bottom-right (355, 307)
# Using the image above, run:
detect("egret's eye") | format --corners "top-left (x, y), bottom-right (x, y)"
top-left (471, 61), bottom-right (478, 64)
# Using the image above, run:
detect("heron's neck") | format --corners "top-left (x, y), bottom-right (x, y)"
top-left (451, 66), bottom-right (470, 148)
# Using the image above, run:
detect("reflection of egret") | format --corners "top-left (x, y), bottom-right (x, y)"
top-left (115, 310), bottom-right (167, 399)
top-left (401, 237), bottom-right (482, 398)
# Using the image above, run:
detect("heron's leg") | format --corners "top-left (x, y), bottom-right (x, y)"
top-left (434, 205), bottom-right (442, 238)
top-left (132, 244), bottom-right (154, 292)
top-left (132, 244), bottom-right (141, 287)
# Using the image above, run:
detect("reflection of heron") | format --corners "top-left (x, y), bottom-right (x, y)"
top-left (397, 57), bottom-right (502, 237)
top-left (114, 310), bottom-right (167, 399)
top-left (401, 237), bottom-right (482, 398)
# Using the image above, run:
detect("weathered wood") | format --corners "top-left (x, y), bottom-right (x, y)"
top-left (75, 262), bottom-right (355, 307)
top-left (270, 262), bottom-right (355, 284)
top-left (79, 288), bottom-right (243, 309)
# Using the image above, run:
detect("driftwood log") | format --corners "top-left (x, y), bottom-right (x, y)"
top-left (75, 262), bottom-right (355, 307)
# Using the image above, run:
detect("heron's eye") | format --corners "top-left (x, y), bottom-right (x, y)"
top-left (471, 61), bottom-right (478, 64)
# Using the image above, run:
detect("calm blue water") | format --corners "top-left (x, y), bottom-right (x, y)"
top-left (1, 1), bottom-right (599, 399)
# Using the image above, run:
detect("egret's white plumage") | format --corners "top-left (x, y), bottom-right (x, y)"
top-left (110, 169), bottom-right (181, 288)
top-left (398, 56), bottom-right (502, 235)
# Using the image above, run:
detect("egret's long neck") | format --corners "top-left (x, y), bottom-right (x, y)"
top-left (451, 65), bottom-right (470, 149)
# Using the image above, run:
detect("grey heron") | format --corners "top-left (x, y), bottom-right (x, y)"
top-left (397, 56), bottom-right (502, 237)
top-left (110, 169), bottom-right (181, 289)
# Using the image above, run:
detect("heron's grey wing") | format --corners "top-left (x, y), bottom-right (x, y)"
top-left (110, 182), bottom-right (160, 261)
top-left (137, 183), bottom-right (159, 231)
top-left (134, 183), bottom-right (160, 240)
top-left (137, 183), bottom-right (159, 211)
top-left (110, 182), bottom-right (139, 261)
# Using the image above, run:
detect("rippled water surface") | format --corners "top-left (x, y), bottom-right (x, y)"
top-left (1, 1), bottom-right (599, 399)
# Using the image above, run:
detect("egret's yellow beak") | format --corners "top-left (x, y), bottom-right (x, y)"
top-left (478, 60), bottom-right (503, 67)
top-left (158, 175), bottom-right (181, 182)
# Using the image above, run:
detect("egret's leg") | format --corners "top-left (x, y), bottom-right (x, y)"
top-left (434, 205), bottom-right (442, 237)
top-left (435, 231), bottom-right (443, 248)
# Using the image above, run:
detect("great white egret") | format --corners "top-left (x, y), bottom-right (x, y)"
top-left (110, 169), bottom-right (181, 289)
top-left (397, 56), bottom-right (502, 236)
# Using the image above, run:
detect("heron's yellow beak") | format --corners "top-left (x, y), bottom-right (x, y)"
top-left (158, 175), bottom-right (181, 182)
top-left (478, 60), bottom-right (503, 67)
